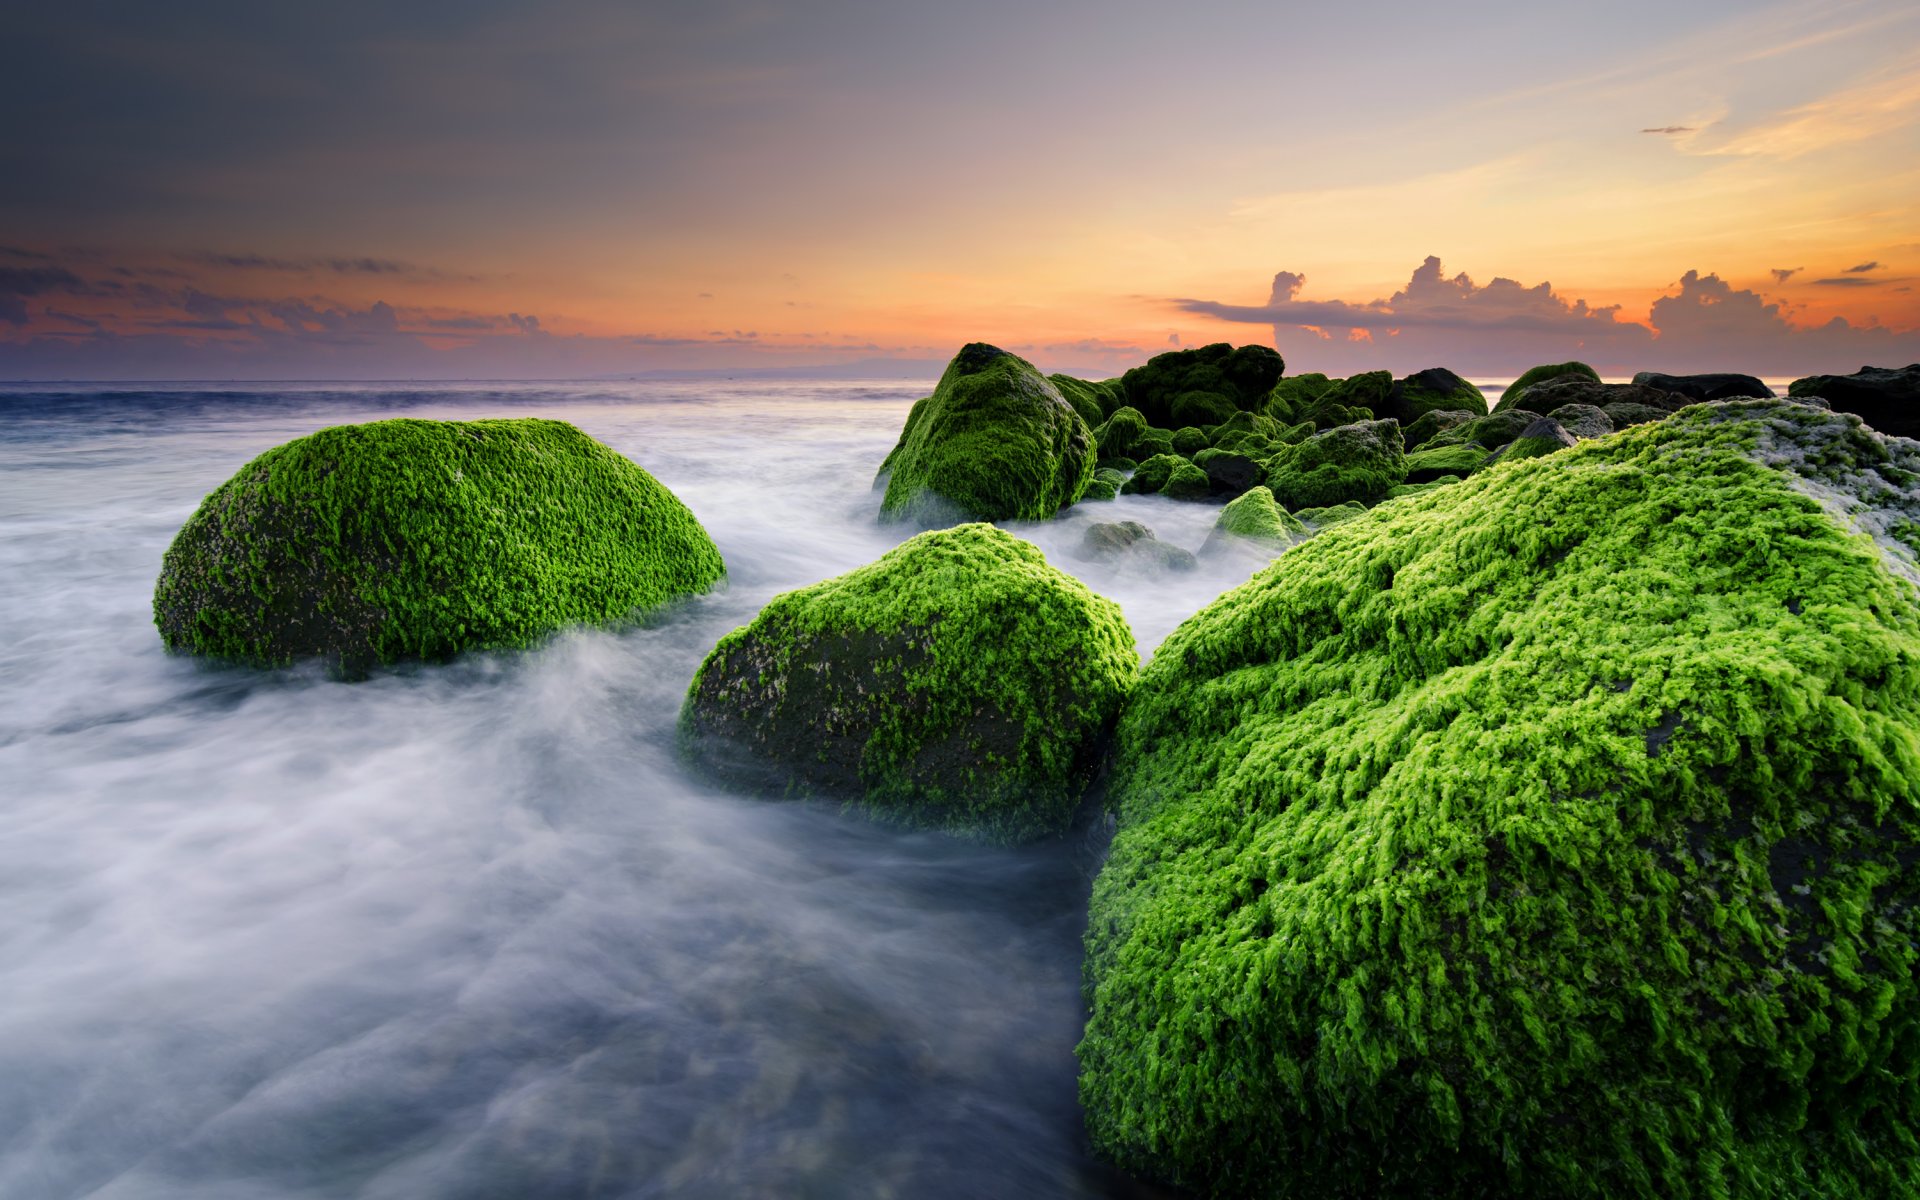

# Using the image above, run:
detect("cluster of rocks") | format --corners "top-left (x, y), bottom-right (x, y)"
top-left (152, 348), bottom-right (1920, 1198)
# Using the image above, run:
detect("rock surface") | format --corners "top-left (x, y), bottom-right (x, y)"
top-left (1515, 376), bottom-right (1687, 417)
top-left (1262, 419), bottom-right (1407, 509)
top-left (1385, 367), bottom-right (1488, 423)
top-left (1080, 399), bottom-right (1920, 1197)
top-left (153, 418), bottom-right (725, 671)
top-left (1633, 370), bottom-right (1774, 402)
top-left (1075, 521), bottom-right (1198, 574)
top-left (680, 524), bottom-right (1136, 843)
top-left (877, 343), bottom-right (1095, 525)
top-left (1496, 361), bottom-right (1600, 411)
top-left (1789, 364), bottom-right (1920, 439)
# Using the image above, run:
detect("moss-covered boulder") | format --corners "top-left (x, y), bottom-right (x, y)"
top-left (1171, 425), bottom-right (1211, 456)
top-left (1094, 406), bottom-right (1151, 460)
top-left (1789, 364), bottom-right (1920, 439)
top-left (1081, 467), bottom-right (1126, 503)
top-left (680, 524), bottom-right (1135, 843)
top-left (877, 344), bottom-right (1095, 525)
top-left (1262, 419), bottom-right (1407, 509)
top-left (1386, 367), bottom-right (1488, 424)
top-left (1081, 399), bottom-right (1920, 1197)
top-left (153, 418), bottom-right (724, 671)
top-left (1403, 441), bottom-right (1490, 483)
top-left (1294, 371), bottom-right (1394, 430)
top-left (1049, 373), bottom-right (1129, 426)
top-left (1198, 485), bottom-right (1308, 561)
top-left (1426, 409), bottom-right (1543, 453)
top-left (1552, 403), bottom-right (1615, 440)
top-left (1604, 400), bottom-right (1677, 428)
top-left (1402, 407), bottom-right (1479, 451)
top-left (1516, 377), bottom-right (1686, 418)
top-left (1496, 360), bottom-right (1601, 411)
top-left (1485, 415), bottom-right (1579, 466)
top-left (1120, 344), bottom-right (1284, 427)
top-left (1265, 372), bottom-right (1337, 422)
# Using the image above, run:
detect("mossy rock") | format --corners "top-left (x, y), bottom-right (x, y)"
top-left (1517, 377), bottom-right (1686, 418)
top-left (1171, 425), bottom-right (1211, 456)
top-left (1403, 442), bottom-right (1490, 483)
top-left (1428, 409), bottom-right (1543, 453)
top-left (1121, 344), bottom-right (1284, 427)
top-left (1497, 360), bottom-right (1601, 411)
top-left (1199, 485), bottom-right (1308, 560)
top-left (1552, 403), bottom-right (1615, 440)
top-left (1095, 406), bottom-right (1151, 460)
top-left (1075, 520), bottom-right (1198, 576)
top-left (152, 418), bottom-right (725, 671)
top-left (1484, 416), bottom-right (1579, 467)
top-left (1294, 500), bottom-right (1368, 528)
top-left (1121, 453), bottom-right (1188, 496)
top-left (1262, 419), bottom-right (1407, 509)
top-left (1633, 371), bottom-right (1774, 402)
top-left (1387, 476), bottom-right (1461, 497)
top-left (1265, 372), bottom-right (1337, 423)
top-left (1162, 460), bottom-right (1212, 501)
top-left (1210, 410), bottom-right (1282, 447)
top-left (1080, 399), bottom-right (1920, 1197)
top-left (1402, 408), bottom-right (1479, 451)
top-left (1604, 401), bottom-right (1676, 428)
top-left (1098, 455), bottom-right (1139, 473)
top-left (1386, 367), bottom-right (1488, 423)
top-left (680, 524), bottom-right (1136, 843)
top-left (877, 343), bottom-right (1095, 525)
top-left (1080, 476), bottom-right (1120, 502)
top-left (1049, 373), bottom-right (1129, 426)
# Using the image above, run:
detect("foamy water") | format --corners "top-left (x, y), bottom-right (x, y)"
top-left (0, 380), bottom-right (1261, 1199)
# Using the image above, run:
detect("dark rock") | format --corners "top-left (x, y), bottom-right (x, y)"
top-left (1517, 377), bottom-right (1688, 416)
top-left (1402, 408), bottom-right (1479, 451)
top-left (1632, 371), bottom-right (1774, 402)
top-left (1787, 364), bottom-right (1920, 439)
top-left (1386, 367), bottom-right (1488, 424)
top-left (1202, 452), bottom-right (1263, 498)
top-left (1552, 403), bottom-right (1615, 440)
top-left (1076, 521), bottom-right (1198, 574)
top-left (1600, 401), bottom-right (1673, 428)
top-left (1119, 344), bottom-right (1284, 427)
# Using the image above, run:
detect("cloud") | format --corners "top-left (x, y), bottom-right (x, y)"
top-left (1699, 61), bottom-right (1920, 158)
top-left (1178, 257), bottom-right (1920, 375)
top-left (1771, 267), bottom-right (1802, 283)
top-left (1846, 261), bottom-right (1882, 273)
top-left (0, 265), bottom-right (90, 324)
top-left (1641, 125), bottom-right (1695, 134)
top-left (1813, 276), bottom-right (1880, 287)
top-left (177, 251), bottom-right (467, 281)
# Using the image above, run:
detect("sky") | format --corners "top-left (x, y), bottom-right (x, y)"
top-left (2, 0), bottom-right (1917, 381)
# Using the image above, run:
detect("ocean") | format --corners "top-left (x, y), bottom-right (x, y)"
top-left (0, 379), bottom-right (1273, 1199)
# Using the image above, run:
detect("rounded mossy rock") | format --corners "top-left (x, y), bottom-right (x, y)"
top-left (1199, 485), bottom-right (1307, 560)
top-left (1120, 453), bottom-right (1188, 496)
top-left (1402, 407), bottom-right (1479, 451)
top-left (1496, 360), bottom-right (1601, 411)
top-left (1080, 399), bottom-right (1920, 1198)
top-left (877, 343), bottom-right (1095, 525)
top-left (1047, 373), bottom-right (1126, 427)
top-left (1483, 415), bottom-right (1579, 467)
top-left (1170, 425), bottom-right (1211, 456)
top-left (1261, 418), bottom-right (1407, 509)
top-left (1386, 367), bottom-right (1488, 423)
top-left (153, 418), bottom-right (725, 670)
top-left (679, 524), bottom-right (1137, 843)
top-left (1403, 441), bottom-right (1490, 482)
top-left (1119, 343), bottom-right (1284, 427)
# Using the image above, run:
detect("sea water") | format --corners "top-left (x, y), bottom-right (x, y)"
top-left (0, 379), bottom-right (1262, 1199)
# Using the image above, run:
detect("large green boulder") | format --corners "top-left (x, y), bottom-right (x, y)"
top-left (1262, 419), bottom-right (1407, 509)
top-left (1385, 367), bottom-right (1489, 423)
top-left (680, 524), bottom-right (1135, 843)
top-left (1080, 399), bottom-right (1920, 1197)
top-left (1199, 485), bottom-right (1308, 560)
top-left (1119, 343), bottom-right (1285, 427)
top-left (877, 344), bottom-right (1095, 525)
top-left (1050, 373), bottom-right (1130, 426)
top-left (1496, 360), bottom-right (1601, 411)
top-left (153, 418), bottom-right (724, 671)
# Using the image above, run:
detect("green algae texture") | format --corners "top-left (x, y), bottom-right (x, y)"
top-left (1079, 400), bottom-right (1920, 1198)
top-left (1403, 442), bottom-right (1489, 483)
top-left (878, 344), bottom-right (1095, 525)
top-left (152, 418), bottom-right (725, 671)
top-left (1121, 453), bottom-right (1188, 496)
top-left (679, 524), bottom-right (1137, 843)
top-left (1048, 373), bottom-right (1126, 427)
top-left (1120, 343), bottom-right (1284, 427)
top-left (1208, 485), bottom-right (1307, 547)
top-left (1497, 360), bottom-right (1602, 411)
top-left (1262, 419), bottom-right (1407, 509)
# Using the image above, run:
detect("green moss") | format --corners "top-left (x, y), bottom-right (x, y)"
top-left (1210, 485), bottom-right (1307, 547)
top-left (1080, 400), bottom-right (1920, 1197)
top-left (680, 524), bottom-right (1136, 843)
top-left (1294, 500), bottom-right (1368, 527)
top-left (1171, 425), bottom-right (1211, 456)
top-left (152, 418), bottom-right (725, 671)
top-left (1211, 410), bottom-right (1282, 447)
top-left (1265, 373), bottom-right (1337, 423)
top-left (1428, 409), bottom-right (1541, 452)
top-left (1263, 419), bottom-right (1407, 509)
top-left (1095, 406), bottom-right (1150, 459)
top-left (1121, 344), bottom-right (1285, 427)
top-left (1485, 416), bottom-right (1579, 467)
top-left (879, 343), bottom-right (1096, 525)
top-left (1121, 453), bottom-right (1188, 496)
top-left (1386, 476), bottom-right (1461, 497)
top-left (1388, 367), bottom-right (1489, 423)
top-left (1081, 477), bottom-right (1120, 502)
top-left (1404, 442), bottom-right (1491, 483)
top-left (1163, 460), bottom-right (1212, 501)
top-left (1402, 407), bottom-right (1479, 451)
top-left (1497, 360), bottom-right (1601, 412)
top-left (1049, 373), bottom-right (1128, 426)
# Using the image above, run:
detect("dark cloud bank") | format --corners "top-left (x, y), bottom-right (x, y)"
top-left (1178, 257), bottom-right (1920, 378)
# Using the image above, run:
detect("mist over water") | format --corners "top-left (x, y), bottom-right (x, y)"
top-left (0, 381), bottom-right (1256, 1199)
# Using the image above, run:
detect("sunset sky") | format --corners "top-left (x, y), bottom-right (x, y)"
top-left (3, 0), bottom-right (1917, 380)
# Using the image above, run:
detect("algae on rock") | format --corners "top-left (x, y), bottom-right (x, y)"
top-left (877, 343), bottom-right (1096, 525)
top-left (153, 417), bottom-right (725, 671)
top-left (1080, 399), bottom-right (1920, 1198)
top-left (680, 524), bottom-right (1136, 843)
top-left (1262, 419), bottom-right (1407, 509)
